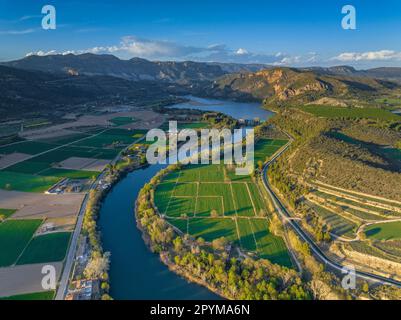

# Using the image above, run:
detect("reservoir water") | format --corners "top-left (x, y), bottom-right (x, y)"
top-left (98, 97), bottom-right (274, 299)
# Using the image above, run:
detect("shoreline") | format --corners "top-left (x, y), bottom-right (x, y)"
top-left (134, 197), bottom-right (227, 300)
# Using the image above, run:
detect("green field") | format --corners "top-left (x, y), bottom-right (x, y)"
top-left (299, 105), bottom-right (400, 121)
top-left (364, 221), bottom-right (401, 241)
top-left (254, 138), bottom-right (287, 164)
top-left (0, 291), bottom-right (54, 300)
top-left (188, 218), bottom-right (238, 242)
top-left (154, 164), bottom-right (292, 267)
top-left (0, 219), bottom-right (42, 267)
top-left (0, 208), bottom-right (17, 220)
top-left (0, 127), bottom-right (144, 192)
top-left (17, 232), bottom-right (71, 265)
top-left (0, 171), bottom-right (61, 192)
top-left (39, 168), bottom-right (99, 179)
top-left (178, 122), bottom-right (209, 129)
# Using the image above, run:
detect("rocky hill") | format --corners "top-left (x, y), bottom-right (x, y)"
top-left (204, 67), bottom-right (399, 106)
top-left (0, 65), bottom-right (172, 117)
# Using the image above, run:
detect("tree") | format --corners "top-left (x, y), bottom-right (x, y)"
top-left (257, 160), bottom-right (264, 171)
top-left (84, 252), bottom-right (111, 279)
top-left (173, 236), bottom-right (183, 252)
top-left (269, 213), bottom-right (283, 236)
top-left (212, 237), bottom-right (228, 251)
top-left (211, 209), bottom-right (218, 217)
top-left (362, 281), bottom-right (369, 293)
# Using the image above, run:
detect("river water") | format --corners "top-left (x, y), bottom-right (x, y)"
top-left (98, 97), bottom-right (274, 299)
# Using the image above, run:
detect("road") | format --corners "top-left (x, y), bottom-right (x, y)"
top-left (54, 172), bottom-right (104, 300)
top-left (261, 138), bottom-right (401, 289)
top-left (55, 135), bottom-right (146, 300)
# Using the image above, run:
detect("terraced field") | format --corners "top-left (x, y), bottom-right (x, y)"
top-left (155, 164), bottom-right (292, 267)
top-left (364, 221), bottom-right (401, 241)
top-left (16, 232), bottom-right (72, 265)
top-left (304, 200), bottom-right (358, 238)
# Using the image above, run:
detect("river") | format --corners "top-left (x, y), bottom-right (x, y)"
top-left (98, 97), bottom-right (274, 299)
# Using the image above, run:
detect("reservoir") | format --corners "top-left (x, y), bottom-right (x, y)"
top-left (98, 97), bottom-right (274, 299)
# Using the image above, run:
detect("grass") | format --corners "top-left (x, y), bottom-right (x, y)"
top-left (166, 218), bottom-right (188, 233)
top-left (0, 291), bottom-right (54, 300)
top-left (0, 208), bottom-right (17, 220)
top-left (364, 221), bottom-right (401, 241)
top-left (188, 218), bottom-right (238, 242)
top-left (17, 232), bottom-right (71, 265)
top-left (5, 161), bottom-right (51, 174)
top-left (0, 219), bottom-right (42, 267)
top-left (155, 163), bottom-right (292, 267)
top-left (254, 138), bottom-right (287, 164)
top-left (0, 171), bottom-right (60, 192)
top-left (195, 197), bottom-right (224, 217)
top-left (38, 168), bottom-right (99, 179)
top-left (250, 219), bottom-right (292, 267)
top-left (237, 218), bottom-right (257, 251)
top-left (231, 183), bottom-right (255, 217)
top-left (0, 141), bottom-right (55, 155)
top-left (299, 105), bottom-right (400, 121)
top-left (178, 122), bottom-right (209, 129)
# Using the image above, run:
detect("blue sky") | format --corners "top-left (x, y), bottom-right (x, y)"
top-left (1, 0), bottom-right (401, 68)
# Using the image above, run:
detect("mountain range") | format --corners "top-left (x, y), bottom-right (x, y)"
top-left (2, 53), bottom-right (401, 115)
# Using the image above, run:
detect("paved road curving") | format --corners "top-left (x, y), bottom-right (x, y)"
top-left (261, 137), bottom-right (401, 289)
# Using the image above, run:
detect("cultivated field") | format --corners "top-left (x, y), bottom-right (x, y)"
top-left (299, 105), bottom-right (401, 121)
top-left (364, 222), bottom-right (401, 241)
top-left (155, 163), bottom-right (292, 267)
top-left (0, 219), bottom-right (42, 267)
top-left (16, 232), bottom-right (71, 265)
top-left (0, 127), bottom-right (146, 192)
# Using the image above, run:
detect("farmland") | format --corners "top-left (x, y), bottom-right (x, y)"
top-left (0, 291), bottom-right (54, 300)
top-left (0, 219), bottom-right (42, 267)
top-left (254, 138), bottom-right (287, 164)
top-left (299, 105), bottom-right (401, 121)
top-left (154, 163), bottom-right (292, 267)
top-left (0, 127), bottom-right (146, 192)
top-left (17, 232), bottom-right (72, 265)
top-left (110, 116), bottom-right (136, 126)
top-left (364, 221), bottom-right (401, 241)
top-left (0, 208), bottom-right (16, 220)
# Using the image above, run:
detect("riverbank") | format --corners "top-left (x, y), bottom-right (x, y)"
top-left (134, 164), bottom-right (310, 300)
top-left (134, 182), bottom-right (227, 300)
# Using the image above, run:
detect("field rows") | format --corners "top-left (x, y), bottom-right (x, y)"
top-left (155, 163), bottom-right (292, 267)
top-left (0, 128), bottom-right (146, 192)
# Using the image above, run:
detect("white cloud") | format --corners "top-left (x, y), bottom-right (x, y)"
top-left (235, 48), bottom-right (249, 55)
top-left (332, 50), bottom-right (401, 62)
top-left (23, 36), bottom-right (320, 66)
top-left (0, 28), bottom-right (35, 35)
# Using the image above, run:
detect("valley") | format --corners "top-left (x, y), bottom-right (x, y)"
top-left (0, 53), bottom-right (401, 300)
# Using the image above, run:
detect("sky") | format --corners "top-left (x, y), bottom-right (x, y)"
top-left (1, 0), bottom-right (401, 68)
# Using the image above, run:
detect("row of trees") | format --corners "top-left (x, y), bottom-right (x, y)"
top-left (82, 156), bottom-right (146, 300)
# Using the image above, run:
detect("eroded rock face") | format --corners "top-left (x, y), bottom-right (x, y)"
top-left (205, 66), bottom-right (393, 105)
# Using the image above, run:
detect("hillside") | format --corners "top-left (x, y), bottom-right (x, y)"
top-left (204, 67), bottom-right (400, 106)
top-left (2, 54), bottom-right (267, 84)
top-left (0, 65), bottom-right (173, 117)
